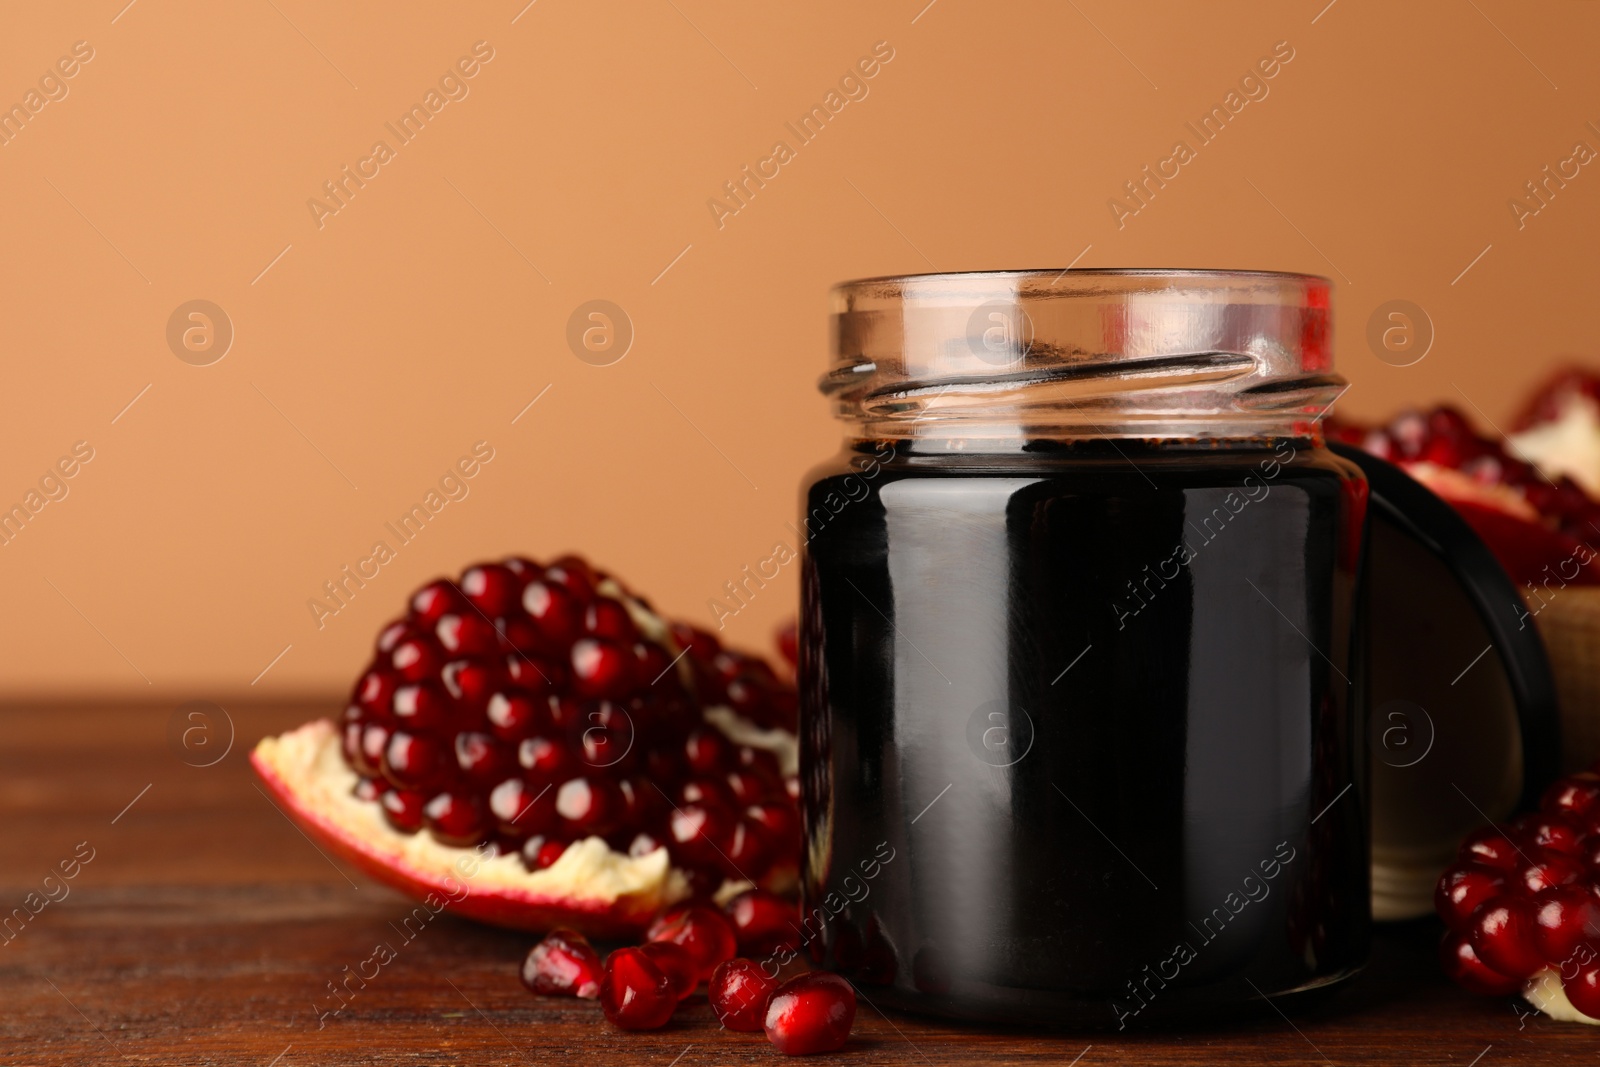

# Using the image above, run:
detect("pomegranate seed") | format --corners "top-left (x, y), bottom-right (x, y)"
top-left (490, 778), bottom-right (555, 837)
top-left (668, 802), bottom-right (732, 868)
top-left (442, 660), bottom-right (502, 711)
top-left (1517, 852), bottom-right (1585, 894)
top-left (571, 639), bottom-right (634, 698)
top-left (382, 731), bottom-right (447, 790)
top-left (487, 690), bottom-right (544, 741)
top-left (1435, 865), bottom-right (1507, 932)
top-left (555, 776), bottom-right (619, 834)
top-left (725, 889), bottom-right (801, 957)
top-left (1470, 896), bottom-right (1547, 979)
top-left (600, 946), bottom-right (677, 1030)
top-left (423, 792), bottom-right (487, 846)
top-left (685, 728), bottom-right (731, 774)
top-left (764, 971), bottom-right (856, 1055)
top-left (521, 835), bottom-right (568, 871)
top-left (710, 957), bottom-right (780, 1031)
top-left (1564, 961), bottom-right (1600, 1018)
top-left (1458, 826), bottom-right (1523, 872)
top-left (354, 669), bottom-right (397, 716)
top-left (376, 620), bottom-right (413, 654)
top-left (392, 683), bottom-right (449, 730)
top-left (585, 598), bottom-right (638, 642)
top-left (455, 732), bottom-right (514, 785)
top-left (523, 581), bottom-right (581, 644)
top-left (380, 788), bottom-right (426, 832)
top-left (461, 563), bottom-right (521, 617)
top-left (522, 929), bottom-right (603, 999)
top-left (1516, 812), bottom-right (1586, 856)
top-left (1532, 884), bottom-right (1600, 960)
top-left (648, 904), bottom-right (737, 983)
top-left (1544, 773), bottom-right (1600, 819)
top-left (639, 941), bottom-right (698, 1000)
top-left (410, 579), bottom-right (464, 623)
top-left (518, 735), bottom-right (575, 779)
top-left (391, 636), bottom-right (443, 681)
top-left (436, 614), bottom-right (498, 656)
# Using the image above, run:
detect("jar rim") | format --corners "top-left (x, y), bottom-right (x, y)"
top-left (825, 267), bottom-right (1341, 442)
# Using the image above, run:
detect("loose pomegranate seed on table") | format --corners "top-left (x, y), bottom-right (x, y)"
top-left (600, 946), bottom-right (679, 1030)
top-left (764, 971), bottom-right (857, 1055)
top-left (710, 957), bottom-right (781, 1032)
top-left (647, 904), bottom-right (738, 984)
top-left (522, 929), bottom-right (605, 999)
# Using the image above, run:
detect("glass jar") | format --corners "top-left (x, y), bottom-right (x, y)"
top-left (797, 270), bottom-right (1369, 1027)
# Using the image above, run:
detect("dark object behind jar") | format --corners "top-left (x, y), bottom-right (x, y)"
top-left (798, 438), bottom-right (1369, 1028)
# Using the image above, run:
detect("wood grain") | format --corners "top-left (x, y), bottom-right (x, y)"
top-left (0, 702), bottom-right (1587, 1065)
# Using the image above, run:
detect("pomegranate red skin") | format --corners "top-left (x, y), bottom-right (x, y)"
top-left (250, 739), bottom-right (661, 938)
top-left (648, 904), bottom-right (738, 983)
top-left (600, 947), bottom-right (678, 1030)
top-left (521, 929), bottom-right (604, 999)
top-left (710, 957), bottom-right (780, 1032)
top-left (764, 971), bottom-right (857, 1055)
top-left (1471, 896), bottom-right (1548, 980)
top-left (1440, 930), bottom-right (1521, 997)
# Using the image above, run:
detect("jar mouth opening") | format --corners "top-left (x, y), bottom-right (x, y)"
top-left (826, 267), bottom-right (1339, 441)
top-left (832, 266), bottom-right (1333, 293)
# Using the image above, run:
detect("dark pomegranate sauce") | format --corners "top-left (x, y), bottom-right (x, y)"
top-left (799, 270), bottom-right (1368, 1026)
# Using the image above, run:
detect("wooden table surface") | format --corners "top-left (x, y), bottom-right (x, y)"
top-left (1, 701), bottom-right (1592, 1066)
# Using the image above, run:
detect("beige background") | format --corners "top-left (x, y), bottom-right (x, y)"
top-left (0, 0), bottom-right (1596, 698)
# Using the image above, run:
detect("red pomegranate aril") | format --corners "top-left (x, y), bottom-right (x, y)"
top-left (355, 669), bottom-right (397, 716)
top-left (522, 928), bottom-right (604, 999)
top-left (648, 904), bottom-right (738, 983)
top-left (721, 820), bottom-right (769, 878)
top-left (1518, 852), bottom-right (1586, 894)
top-left (353, 776), bottom-right (383, 803)
top-left (685, 728), bottom-right (731, 775)
top-left (518, 736), bottom-right (574, 778)
top-left (710, 957), bottom-right (780, 1032)
top-left (1516, 813), bottom-right (1587, 857)
top-left (376, 620), bottom-right (413, 654)
top-left (556, 777), bottom-right (619, 835)
top-left (523, 581), bottom-right (581, 644)
top-left (764, 971), bottom-right (856, 1055)
top-left (380, 787), bottom-right (426, 833)
top-left (1532, 884), bottom-right (1600, 961)
top-left (726, 889), bottom-right (801, 957)
top-left (669, 802), bottom-right (732, 868)
top-left (1544, 773), bottom-right (1600, 819)
top-left (455, 732), bottom-right (514, 785)
top-left (392, 682), bottom-right (448, 730)
top-left (437, 614), bottom-right (498, 656)
top-left (489, 777), bottom-right (555, 836)
top-left (681, 777), bottom-right (736, 810)
top-left (1565, 961), bottom-right (1600, 1019)
top-left (747, 802), bottom-right (802, 858)
top-left (382, 731), bottom-right (447, 790)
top-left (442, 660), bottom-right (503, 711)
top-left (461, 563), bottom-right (521, 617)
top-left (410, 579), bottom-right (465, 624)
top-left (585, 598), bottom-right (638, 642)
top-left (600, 946), bottom-right (677, 1030)
top-left (391, 636), bottom-right (443, 681)
top-left (487, 691), bottom-right (543, 741)
top-left (628, 831), bottom-right (665, 858)
top-left (727, 770), bottom-right (771, 805)
top-left (522, 835), bottom-right (567, 870)
top-left (547, 556), bottom-right (599, 596)
top-left (424, 792), bottom-right (487, 846)
top-left (1459, 826), bottom-right (1523, 872)
top-left (1435, 865), bottom-right (1507, 932)
top-left (349, 722), bottom-right (388, 777)
top-left (639, 940), bottom-right (698, 1000)
top-left (1471, 896), bottom-right (1548, 979)
top-left (571, 639), bottom-right (634, 699)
